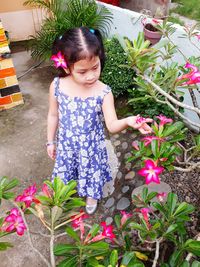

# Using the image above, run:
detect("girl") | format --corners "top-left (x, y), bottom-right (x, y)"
top-left (47, 27), bottom-right (152, 214)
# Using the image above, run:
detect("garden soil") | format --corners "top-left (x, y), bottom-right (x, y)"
top-left (0, 49), bottom-right (199, 267)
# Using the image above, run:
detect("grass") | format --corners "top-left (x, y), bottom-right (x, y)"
top-left (171, 0), bottom-right (200, 21)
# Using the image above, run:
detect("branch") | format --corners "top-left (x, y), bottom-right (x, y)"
top-left (50, 230), bottom-right (55, 267)
top-left (152, 238), bottom-right (163, 267)
top-left (165, 100), bottom-right (200, 128)
top-left (142, 74), bottom-right (200, 116)
top-left (12, 201), bottom-right (51, 267)
top-left (174, 162), bottom-right (200, 172)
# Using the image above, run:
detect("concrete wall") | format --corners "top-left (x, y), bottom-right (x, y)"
top-left (0, 0), bottom-right (44, 41)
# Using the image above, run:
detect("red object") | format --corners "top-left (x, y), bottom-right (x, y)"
top-left (99, 0), bottom-right (120, 6)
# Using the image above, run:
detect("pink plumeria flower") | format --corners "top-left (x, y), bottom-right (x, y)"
top-left (140, 208), bottom-right (151, 229)
top-left (132, 140), bottom-right (140, 150)
top-left (156, 192), bottom-right (167, 202)
top-left (196, 34), bottom-right (200, 41)
top-left (177, 62), bottom-right (200, 85)
top-left (89, 222), bottom-right (116, 243)
top-left (42, 184), bottom-right (53, 198)
top-left (71, 210), bottom-right (89, 240)
top-left (15, 184), bottom-right (40, 209)
top-left (51, 51), bottom-right (67, 69)
top-left (141, 136), bottom-right (164, 146)
top-left (3, 208), bottom-right (26, 236)
top-left (156, 115), bottom-right (173, 126)
top-left (120, 211), bottom-right (132, 227)
top-left (138, 159), bottom-right (164, 185)
top-left (152, 18), bottom-right (160, 25)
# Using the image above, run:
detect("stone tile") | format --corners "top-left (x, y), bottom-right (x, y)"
top-left (104, 197), bottom-right (115, 208)
top-left (117, 197), bottom-right (130, 210)
top-left (125, 171), bottom-right (135, 180)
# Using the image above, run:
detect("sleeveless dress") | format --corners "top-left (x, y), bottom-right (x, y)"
top-left (52, 77), bottom-right (112, 200)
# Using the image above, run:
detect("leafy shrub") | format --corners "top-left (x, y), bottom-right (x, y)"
top-left (101, 37), bottom-right (136, 97)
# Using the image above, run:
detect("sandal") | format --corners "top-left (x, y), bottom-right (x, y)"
top-left (86, 197), bottom-right (98, 215)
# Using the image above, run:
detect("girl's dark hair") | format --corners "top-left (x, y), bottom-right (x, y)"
top-left (51, 27), bottom-right (105, 77)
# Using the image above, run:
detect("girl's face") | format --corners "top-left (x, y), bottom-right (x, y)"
top-left (70, 56), bottom-right (101, 87)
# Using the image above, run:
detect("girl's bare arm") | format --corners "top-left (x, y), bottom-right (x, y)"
top-left (47, 82), bottom-right (59, 142)
top-left (102, 92), bottom-right (152, 134)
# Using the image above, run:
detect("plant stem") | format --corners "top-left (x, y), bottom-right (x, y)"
top-left (152, 238), bottom-right (162, 267)
top-left (12, 201), bottom-right (51, 267)
top-left (142, 74), bottom-right (200, 115)
top-left (174, 162), bottom-right (200, 172)
top-left (50, 229), bottom-right (55, 267)
top-left (165, 99), bottom-right (200, 128)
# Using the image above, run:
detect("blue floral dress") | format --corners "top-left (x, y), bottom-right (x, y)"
top-left (52, 77), bottom-right (112, 200)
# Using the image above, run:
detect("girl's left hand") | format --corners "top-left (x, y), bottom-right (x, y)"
top-left (126, 115), bottom-right (153, 134)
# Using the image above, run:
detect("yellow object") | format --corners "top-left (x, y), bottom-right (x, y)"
top-left (135, 251), bottom-right (148, 261)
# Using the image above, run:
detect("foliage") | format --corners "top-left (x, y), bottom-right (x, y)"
top-left (101, 37), bottom-right (136, 96)
top-left (171, 0), bottom-right (200, 21)
top-left (24, 0), bottom-right (113, 59)
top-left (124, 21), bottom-right (200, 128)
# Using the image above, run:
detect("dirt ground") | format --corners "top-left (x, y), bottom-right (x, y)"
top-left (0, 48), bottom-right (200, 267)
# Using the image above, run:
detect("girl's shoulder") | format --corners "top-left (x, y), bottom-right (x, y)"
top-left (97, 81), bottom-right (112, 96)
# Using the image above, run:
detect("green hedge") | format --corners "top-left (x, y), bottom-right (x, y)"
top-left (101, 37), bottom-right (135, 97)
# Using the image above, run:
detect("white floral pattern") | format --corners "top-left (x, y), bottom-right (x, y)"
top-left (52, 77), bottom-right (112, 199)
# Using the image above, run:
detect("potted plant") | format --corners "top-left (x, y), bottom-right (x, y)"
top-left (142, 7), bottom-right (167, 45)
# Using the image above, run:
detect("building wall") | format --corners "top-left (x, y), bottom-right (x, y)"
top-left (0, 0), bottom-right (30, 12)
top-left (0, 0), bottom-right (44, 41)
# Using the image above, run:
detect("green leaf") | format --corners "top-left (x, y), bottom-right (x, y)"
top-left (130, 222), bottom-right (146, 231)
top-left (169, 250), bottom-right (184, 267)
top-left (65, 226), bottom-right (80, 242)
top-left (167, 193), bottom-right (177, 215)
top-left (173, 203), bottom-right (195, 217)
top-left (57, 256), bottom-right (77, 267)
top-left (54, 244), bottom-right (78, 256)
top-left (110, 250), bottom-right (118, 266)
top-left (180, 260), bottom-right (190, 267)
top-left (164, 224), bottom-right (178, 235)
top-left (121, 251), bottom-right (136, 265)
top-left (85, 241), bottom-right (109, 251)
top-left (162, 121), bottom-right (184, 137)
top-left (192, 261), bottom-right (200, 267)
top-left (141, 187), bottom-right (148, 200)
top-left (114, 214), bottom-right (121, 229)
top-left (3, 178), bottom-right (19, 191)
top-left (51, 206), bottom-right (63, 225)
top-left (184, 240), bottom-right (200, 256)
top-left (87, 224), bottom-right (100, 238)
top-left (0, 242), bottom-right (13, 251)
top-left (151, 139), bottom-right (159, 158)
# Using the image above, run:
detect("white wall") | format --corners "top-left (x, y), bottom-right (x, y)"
top-left (0, 9), bottom-right (45, 41)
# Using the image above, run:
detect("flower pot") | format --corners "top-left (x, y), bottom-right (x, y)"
top-left (143, 23), bottom-right (162, 45)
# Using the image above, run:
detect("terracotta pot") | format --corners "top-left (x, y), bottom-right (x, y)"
top-left (143, 23), bottom-right (162, 45)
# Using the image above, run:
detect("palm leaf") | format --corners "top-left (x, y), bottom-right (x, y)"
top-left (24, 0), bottom-right (113, 60)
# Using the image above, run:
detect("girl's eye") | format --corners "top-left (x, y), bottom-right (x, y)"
top-left (78, 72), bottom-right (86, 74)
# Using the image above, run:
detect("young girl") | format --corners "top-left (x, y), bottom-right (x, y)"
top-left (47, 27), bottom-right (152, 214)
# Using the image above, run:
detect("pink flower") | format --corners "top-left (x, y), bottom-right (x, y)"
top-left (15, 184), bottom-right (40, 208)
top-left (3, 208), bottom-right (26, 236)
top-left (156, 192), bottom-right (167, 202)
top-left (177, 62), bottom-right (200, 85)
top-left (42, 184), bottom-right (53, 198)
top-left (138, 159), bottom-right (164, 185)
top-left (140, 208), bottom-right (151, 229)
top-left (132, 141), bottom-right (140, 150)
top-left (71, 210), bottom-right (89, 240)
top-left (196, 34), bottom-right (200, 41)
top-left (141, 136), bottom-right (164, 146)
top-left (156, 115), bottom-right (173, 126)
top-left (89, 222), bottom-right (116, 243)
top-left (51, 51), bottom-right (67, 69)
top-left (120, 211), bottom-right (132, 226)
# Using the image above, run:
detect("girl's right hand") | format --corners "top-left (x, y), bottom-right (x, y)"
top-left (47, 144), bottom-right (56, 160)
